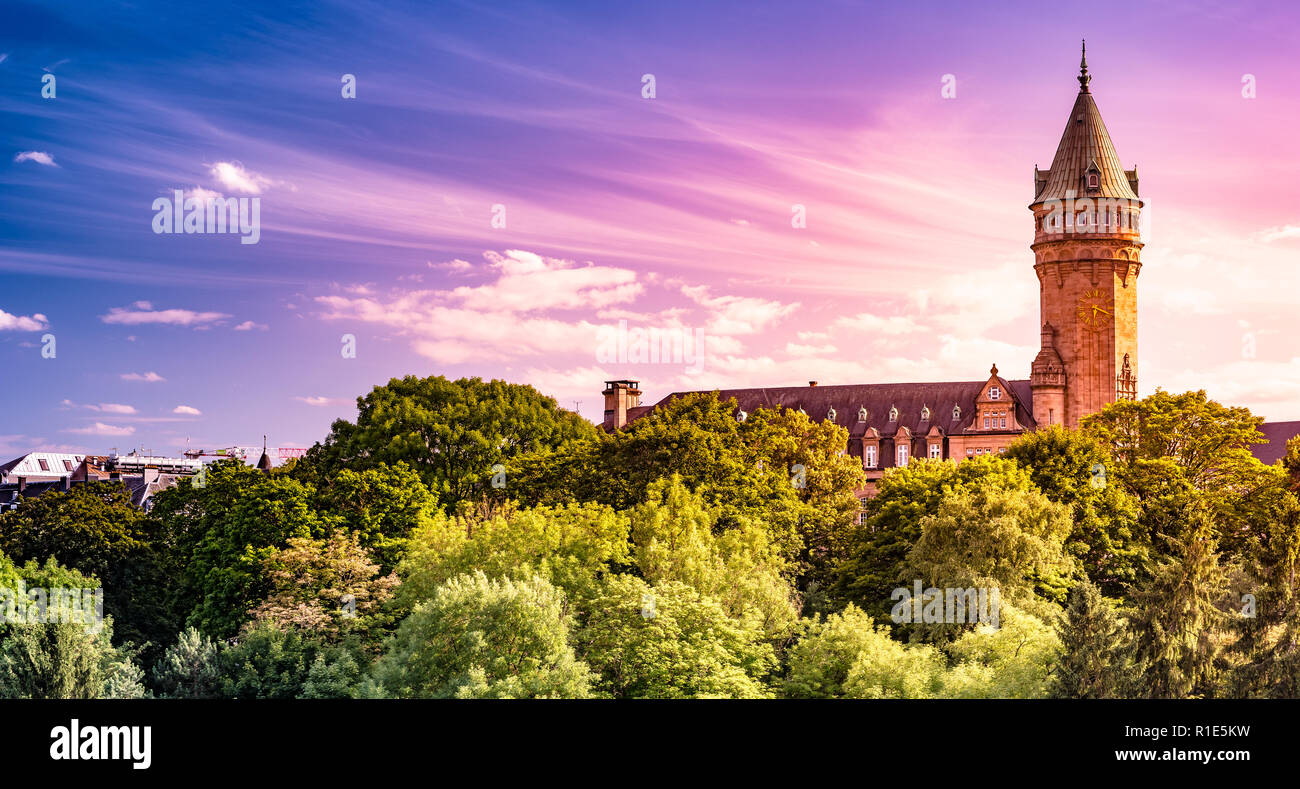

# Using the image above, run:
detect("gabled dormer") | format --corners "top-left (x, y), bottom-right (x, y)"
top-left (973, 363), bottom-right (1021, 431)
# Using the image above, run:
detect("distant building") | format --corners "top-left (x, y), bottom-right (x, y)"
top-left (0, 450), bottom-right (202, 513)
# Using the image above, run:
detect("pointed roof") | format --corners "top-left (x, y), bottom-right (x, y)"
top-left (1034, 41), bottom-right (1139, 204)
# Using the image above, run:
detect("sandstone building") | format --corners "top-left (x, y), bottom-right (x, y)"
top-left (601, 45), bottom-right (1299, 494)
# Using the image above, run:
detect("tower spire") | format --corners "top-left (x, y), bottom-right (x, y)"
top-left (1078, 39), bottom-right (1091, 92)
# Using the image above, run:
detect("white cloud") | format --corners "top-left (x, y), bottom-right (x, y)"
top-left (121, 371), bottom-right (165, 382)
top-left (234, 320), bottom-right (268, 331)
top-left (680, 284), bottom-right (798, 335)
top-left (172, 405), bottom-right (202, 416)
top-left (1255, 225), bottom-right (1300, 244)
top-left (65, 423), bottom-right (135, 437)
top-left (0, 309), bottom-right (48, 331)
top-left (295, 396), bottom-right (350, 407)
top-left (450, 250), bottom-right (641, 312)
top-left (429, 259), bottom-right (473, 272)
top-left (184, 186), bottom-right (224, 203)
top-left (101, 304), bottom-right (231, 326)
top-left (14, 151), bottom-right (56, 167)
top-left (97, 403), bottom-right (136, 414)
top-left (835, 312), bottom-right (921, 335)
top-left (209, 161), bottom-right (273, 194)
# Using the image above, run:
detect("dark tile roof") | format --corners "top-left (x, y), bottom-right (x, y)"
top-left (1254, 421), bottom-right (1300, 466)
top-left (650, 379), bottom-right (1036, 438)
top-left (1034, 86), bottom-right (1138, 204)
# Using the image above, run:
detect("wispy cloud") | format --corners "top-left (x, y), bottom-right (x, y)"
top-left (172, 405), bottom-right (202, 415)
top-left (295, 396), bottom-right (350, 407)
top-left (209, 161), bottom-right (274, 194)
top-left (14, 151), bottom-right (57, 167)
top-left (64, 423), bottom-right (135, 437)
top-left (101, 301), bottom-right (231, 327)
top-left (233, 320), bottom-right (268, 331)
top-left (121, 371), bottom-right (165, 382)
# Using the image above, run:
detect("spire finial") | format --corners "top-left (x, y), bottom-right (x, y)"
top-left (1078, 39), bottom-right (1091, 92)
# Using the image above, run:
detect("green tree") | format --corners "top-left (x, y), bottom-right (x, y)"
top-left (0, 482), bottom-right (173, 657)
top-left (577, 574), bottom-right (777, 698)
top-left (835, 456), bottom-right (1039, 621)
top-left (1048, 579), bottom-right (1139, 698)
top-left (629, 476), bottom-right (801, 641)
top-left (312, 462), bottom-right (437, 573)
top-left (149, 460), bottom-right (332, 638)
top-left (1127, 511), bottom-right (1228, 698)
top-left (900, 474), bottom-right (1076, 641)
top-left (371, 572), bottom-right (594, 698)
top-left (1006, 425), bottom-right (1149, 594)
top-left (248, 532), bottom-right (399, 648)
top-left (151, 627), bottom-right (224, 698)
top-left (784, 604), bottom-right (939, 698)
top-left (397, 501), bottom-right (631, 609)
top-left (301, 375), bottom-right (598, 508)
top-left (939, 603), bottom-right (1061, 698)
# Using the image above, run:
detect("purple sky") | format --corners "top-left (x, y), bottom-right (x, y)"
top-left (2, 0), bottom-right (1299, 460)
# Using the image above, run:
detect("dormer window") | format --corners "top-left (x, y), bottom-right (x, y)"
top-left (1087, 173), bottom-right (1099, 189)
top-left (952, 405), bottom-right (961, 420)
top-left (988, 386), bottom-right (1000, 400)
top-left (888, 407), bottom-right (898, 422)
top-left (826, 407), bottom-right (837, 421)
top-left (736, 409), bottom-right (748, 422)
top-left (857, 406), bottom-right (868, 422)
top-left (920, 406), bottom-right (931, 420)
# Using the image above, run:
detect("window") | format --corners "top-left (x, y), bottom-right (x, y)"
top-left (888, 407), bottom-right (898, 422)
top-left (826, 407), bottom-right (837, 421)
top-left (855, 498), bottom-right (869, 525)
top-left (966, 448), bottom-right (974, 457)
top-left (858, 406), bottom-right (868, 422)
top-left (1000, 415), bottom-right (1007, 429)
top-left (864, 445), bottom-right (877, 468)
top-left (988, 386), bottom-right (1000, 400)
top-left (1049, 408), bottom-right (1055, 425)
top-left (929, 443), bottom-right (941, 459)
top-left (983, 416), bottom-right (990, 429)
top-left (921, 406), bottom-right (931, 420)
top-left (897, 444), bottom-right (909, 466)
top-left (975, 447), bottom-right (984, 455)
top-left (1088, 173), bottom-right (1099, 188)
top-left (952, 405), bottom-right (961, 420)
top-left (38, 459), bottom-right (50, 471)
top-left (998, 447), bottom-right (1007, 453)
top-left (63, 460), bottom-right (73, 471)
top-left (736, 409), bottom-right (748, 422)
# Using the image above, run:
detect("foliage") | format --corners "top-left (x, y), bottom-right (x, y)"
top-left (300, 375), bottom-right (598, 508)
top-left (151, 627), bottom-right (224, 699)
top-left (576, 574), bottom-right (777, 699)
top-left (247, 532), bottom-right (398, 648)
top-left (397, 501), bottom-right (630, 609)
top-left (1049, 579), bottom-right (1140, 698)
top-left (371, 572), bottom-right (594, 698)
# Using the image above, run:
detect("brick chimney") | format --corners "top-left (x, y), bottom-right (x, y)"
top-left (602, 380), bottom-right (642, 431)
top-left (809, 381), bottom-right (818, 387)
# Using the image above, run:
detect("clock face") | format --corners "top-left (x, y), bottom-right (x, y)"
top-left (1077, 288), bottom-right (1110, 329)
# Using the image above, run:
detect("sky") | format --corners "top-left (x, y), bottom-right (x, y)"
top-left (2, 0), bottom-right (1299, 460)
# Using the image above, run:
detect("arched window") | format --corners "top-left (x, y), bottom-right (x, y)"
top-left (921, 406), bottom-right (931, 420)
top-left (858, 406), bottom-right (868, 422)
top-left (826, 407), bottom-right (837, 421)
top-left (736, 410), bottom-right (747, 423)
top-left (888, 407), bottom-right (898, 422)
top-left (952, 405), bottom-right (961, 420)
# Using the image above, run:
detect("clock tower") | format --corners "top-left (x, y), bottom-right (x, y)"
top-left (1029, 42), bottom-right (1142, 429)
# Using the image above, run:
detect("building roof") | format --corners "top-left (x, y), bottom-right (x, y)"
top-left (651, 379), bottom-right (1036, 438)
top-left (0, 452), bottom-right (93, 480)
top-left (1033, 42), bottom-right (1138, 204)
top-left (1254, 421), bottom-right (1300, 466)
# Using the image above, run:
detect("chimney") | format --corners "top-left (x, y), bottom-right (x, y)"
top-left (62, 475), bottom-right (71, 491)
top-left (17, 476), bottom-right (26, 494)
top-left (809, 381), bottom-right (818, 387)
top-left (602, 380), bottom-right (642, 431)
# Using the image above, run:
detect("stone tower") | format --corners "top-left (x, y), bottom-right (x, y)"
top-left (1030, 41), bottom-right (1142, 429)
